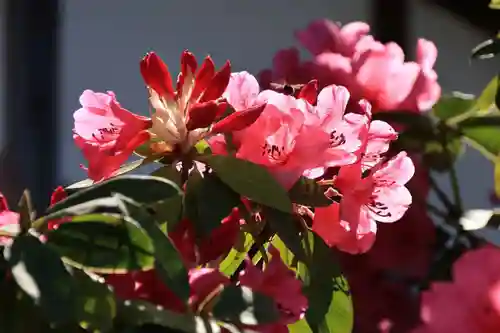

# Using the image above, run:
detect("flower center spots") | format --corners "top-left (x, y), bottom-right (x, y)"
top-left (92, 122), bottom-right (120, 141)
top-left (262, 143), bottom-right (286, 162)
top-left (330, 130), bottom-right (346, 147)
top-left (367, 199), bottom-right (392, 218)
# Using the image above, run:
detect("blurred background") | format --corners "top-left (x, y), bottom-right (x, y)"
top-left (0, 0), bottom-right (497, 209)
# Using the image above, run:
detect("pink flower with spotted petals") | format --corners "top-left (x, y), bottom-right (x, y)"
top-left (239, 246), bottom-right (307, 332)
top-left (313, 151), bottom-right (414, 254)
top-left (73, 90), bottom-right (151, 181)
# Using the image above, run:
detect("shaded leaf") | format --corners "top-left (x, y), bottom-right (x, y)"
top-left (4, 235), bottom-right (78, 325)
top-left (184, 172), bottom-right (241, 238)
top-left (120, 197), bottom-right (190, 302)
top-left (288, 177), bottom-right (336, 207)
top-left (151, 165), bottom-right (182, 186)
top-left (199, 155), bottom-right (292, 213)
top-left (148, 194), bottom-right (183, 232)
top-left (301, 231), bottom-right (353, 333)
top-left (51, 175), bottom-right (181, 215)
top-left (263, 207), bottom-right (308, 263)
top-left (46, 217), bottom-right (155, 274)
top-left (73, 270), bottom-right (116, 332)
top-left (212, 285), bottom-right (280, 326)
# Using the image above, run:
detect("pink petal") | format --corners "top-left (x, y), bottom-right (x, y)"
top-left (223, 71), bottom-right (261, 111)
top-left (416, 39), bottom-right (438, 70)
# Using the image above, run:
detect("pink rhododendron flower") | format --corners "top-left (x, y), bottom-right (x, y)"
top-left (141, 51), bottom-right (265, 155)
top-left (239, 246), bottom-right (308, 332)
top-left (413, 246), bottom-right (500, 333)
top-left (0, 194), bottom-right (20, 246)
top-left (169, 207), bottom-right (241, 267)
top-left (261, 19), bottom-right (441, 113)
top-left (313, 149), bottom-right (414, 254)
top-left (73, 90), bottom-right (152, 181)
top-left (215, 72), bottom-right (364, 188)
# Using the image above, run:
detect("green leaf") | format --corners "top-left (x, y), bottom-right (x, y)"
top-left (476, 76), bottom-right (500, 115)
top-left (458, 115), bottom-right (500, 161)
top-left (118, 300), bottom-right (224, 333)
top-left (491, 0), bottom-right (500, 9)
top-left (4, 235), bottom-right (78, 325)
top-left (372, 111), bottom-right (434, 135)
top-left (263, 207), bottom-right (308, 263)
top-left (134, 137), bottom-right (164, 158)
top-left (199, 155), bottom-right (292, 213)
top-left (51, 175), bottom-right (182, 215)
top-left (17, 190), bottom-right (35, 233)
top-left (219, 232), bottom-right (254, 277)
top-left (471, 37), bottom-right (500, 60)
top-left (184, 172), bottom-right (241, 238)
top-left (288, 177), bottom-right (336, 207)
top-left (432, 92), bottom-right (475, 121)
top-left (148, 194), bottom-right (183, 232)
top-left (46, 217), bottom-right (155, 274)
top-left (73, 270), bottom-right (116, 332)
top-left (151, 165), bottom-right (182, 186)
top-left (212, 285), bottom-right (281, 326)
top-left (120, 197), bottom-right (190, 302)
top-left (300, 231), bottom-right (353, 333)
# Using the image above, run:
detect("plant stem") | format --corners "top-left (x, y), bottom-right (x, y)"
top-left (449, 165), bottom-right (463, 215)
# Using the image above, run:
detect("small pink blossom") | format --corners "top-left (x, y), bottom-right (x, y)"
top-left (73, 90), bottom-right (152, 181)
top-left (313, 150), bottom-right (414, 254)
top-left (239, 246), bottom-right (308, 332)
top-left (412, 246), bottom-right (500, 333)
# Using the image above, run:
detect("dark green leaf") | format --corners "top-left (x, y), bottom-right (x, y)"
top-left (301, 232), bottom-right (352, 333)
top-left (432, 92), bottom-right (475, 121)
top-left (118, 300), bottom-right (223, 333)
top-left (120, 197), bottom-right (190, 302)
top-left (17, 190), bottom-right (35, 233)
top-left (263, 207), bottom-right (308, 263)
top-left (288, 177), bottom-right (336, 207)
top-left (212, 285), bottom-right (280, 326)
top-left (151, 165), bottom-right (182, 186)
top-left (372, 111), bottom-right (434, 135)
top-left (184, 172), bottom-right (241, 238)
top-left (148, 194), bottom-right (183, 232)
top-left (422, 134), bottom-right (463, 172)
top-left (73, 270), bottom-right (116, 332)
top-left (46, 219), bottom-right (155, 274)
top-left (471, 37), bottom-right (500, 60)
top-left (50, 175), bottom-right (181, 215)
top-left (199, 155), bottom-right (292, 213)
top-left (4, 235), bottom-right (78, 325)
